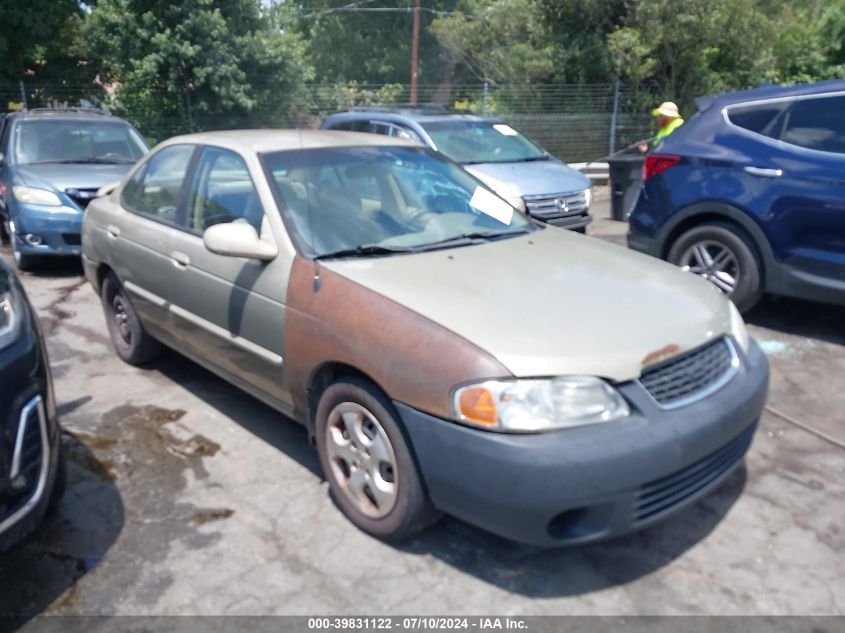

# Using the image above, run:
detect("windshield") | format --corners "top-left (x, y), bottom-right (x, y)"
top-left (262, 146), bottom-right (531, 259)
top-left (420, 120), bottom-right (547, 164)
top-left (14, 119), bottom-right (149, 164)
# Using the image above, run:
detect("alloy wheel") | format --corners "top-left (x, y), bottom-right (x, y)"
top-left (678, 240), bottom-right (740, 295)
top-left (325, 401), bottom-right (398, 519)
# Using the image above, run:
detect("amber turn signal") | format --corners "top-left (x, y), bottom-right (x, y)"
top-left (458, 387), bottom-right (498, 425)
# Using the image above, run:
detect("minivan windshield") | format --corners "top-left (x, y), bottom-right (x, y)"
top-left (420, 120), bottom-right (547, 164)
top-left (262, 146), bottom-right (532, 259)
top-left (14, 119), bottom-right (148, 164)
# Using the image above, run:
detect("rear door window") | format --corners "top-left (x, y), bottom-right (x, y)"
top-left (781, 95), bottom-right (845, 154)
top-left (122, 144), bottom-right (195, 224)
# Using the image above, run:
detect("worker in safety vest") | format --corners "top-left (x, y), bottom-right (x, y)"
top-left (639, 102), bottom-right (684, 152)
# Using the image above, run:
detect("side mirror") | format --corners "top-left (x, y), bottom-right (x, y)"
top-left (203, 222), bottom-right (277, 261)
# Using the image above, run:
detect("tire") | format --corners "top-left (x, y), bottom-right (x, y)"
top-left (101, 272), bottom-right (161, 365)
top-left (315, 378), bottom-right (439, 541)
top-left (667, 222), bottom-right (763, 313)
top-left (573, 226), bottom-right (587, 234)
top-left (0, 216), bottom-right (9, 245)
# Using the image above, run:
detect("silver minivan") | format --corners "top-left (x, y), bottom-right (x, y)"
top-left (82, 130), bottom-right (769, 546)
top-left (321, 110), bottom-right (593, 231)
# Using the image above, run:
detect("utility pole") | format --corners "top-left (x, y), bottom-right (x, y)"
top-left (410, 0), bottom-right (421, 105)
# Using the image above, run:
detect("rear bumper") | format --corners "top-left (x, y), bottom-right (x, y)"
top-left (397, 338), bottom-right (769, 547)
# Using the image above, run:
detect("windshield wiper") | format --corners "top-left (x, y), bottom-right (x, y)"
top-left (417, 227), bottom-right (531, 251)
top-left (511, 155), bottom-right (551, 162)
top-left (313, 244), bottom-right (419, 260)
top-left (462, 155), bottom-right (549, 165)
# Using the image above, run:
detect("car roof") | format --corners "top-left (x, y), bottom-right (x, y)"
top-left (159, 129), bottom-right (417, 153)
top-left (9, 108), bottom-right (117, 120)
top-left (696, 79), bottom-right (845, 111)
top-left (327, 109), bottom-right (498, 124)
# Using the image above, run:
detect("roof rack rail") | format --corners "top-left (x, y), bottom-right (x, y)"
top-left (22, 107), bottom-right (111, 116)
top-left (348, 103), bottom-right (453, 113)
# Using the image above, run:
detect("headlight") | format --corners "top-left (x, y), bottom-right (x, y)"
top-left (729, 301), bottom-right (750, 353)
top-left (12, 186), bottom-right (62, 206)
top-left (0, 287), bottom-right (24, 351)
top-left (583, 187), bottom-right (592, 207)
top-left (453, 376), bottom-right (630, 432)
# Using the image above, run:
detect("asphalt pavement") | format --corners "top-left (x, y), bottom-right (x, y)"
top-left (1, 190), bottom-right (843, 617)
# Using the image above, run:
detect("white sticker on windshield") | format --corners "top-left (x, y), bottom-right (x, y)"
top-left (493, 124), bottom-right (518, 136)
top-left (469, 186), bottom-right (514, 224)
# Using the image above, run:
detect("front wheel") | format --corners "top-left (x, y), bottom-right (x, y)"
top-left (667, 222), bottom-right (763, 313)
top-left (315, 379), bottom-right (439, 541)
top-left (101, 272), bottom-right (161, 365)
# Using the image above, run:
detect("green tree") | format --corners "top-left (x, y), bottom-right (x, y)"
top-left (82, 0), bottom-right (313, 140)
top-left (288, 1), bottom-right (453, 86)
top-left (431, 0), bottom-right (554, 86)
top-left (0, 0), bottom-right (86, 83)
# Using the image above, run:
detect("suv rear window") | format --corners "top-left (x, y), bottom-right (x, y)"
top-left (726, 102), bottom-right (788, 137)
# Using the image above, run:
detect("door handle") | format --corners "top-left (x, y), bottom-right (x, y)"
top-left (170, 251), bottom-right (190, 268)
top-left (106, 224), bottom-right (121, 238)
top-left (744, 166), bottom-right (783, 178)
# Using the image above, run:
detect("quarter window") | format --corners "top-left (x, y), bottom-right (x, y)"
top-left (727, 102), bottom-right (788, 138)
top-left (782, 96), bottom-right (845, 154)
top-left (122, 144), bottom-right (194, 223)
top-left (188, 147), bottom-right (263, 233)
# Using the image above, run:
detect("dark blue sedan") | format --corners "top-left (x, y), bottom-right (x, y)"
top-left (628, 80), bottom-right (845, 312)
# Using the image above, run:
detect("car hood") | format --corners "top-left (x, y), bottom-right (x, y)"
top-left (324, 228), bottom-right (733, 382)
top-left (15, 163), bottom-right (134, 192)
top-left (464, 158), bottom-right (591, 197)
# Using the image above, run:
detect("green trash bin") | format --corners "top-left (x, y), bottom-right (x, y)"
top-left (608, 155), bottom-right (645, 221)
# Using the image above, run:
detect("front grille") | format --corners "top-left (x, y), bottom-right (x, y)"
top-left (65, 188), bottom-right (99, 210)
top-left (62, 233), bottom-right (82, 246)
top-left (0, 397), bottom-right (46, 524)
top-left (640, 338), bottom-right (736, 407)
top-left (634, 424), bottom-right (754, 522)
top-left (523, 190), bottom-right (588, 219)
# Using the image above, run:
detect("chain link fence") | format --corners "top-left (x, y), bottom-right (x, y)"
top-left (2, 80), bottom-right (654, 163)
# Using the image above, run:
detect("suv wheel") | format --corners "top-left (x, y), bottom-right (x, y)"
top-left (668, 222), bottom-right (763, 312)
top-left (315, 378), bottom-right (439, 541)
top-left (101, 272), bottom-right (161, 365)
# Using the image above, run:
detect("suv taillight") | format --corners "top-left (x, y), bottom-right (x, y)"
top-left (643, 154), bottom-right (681, 182)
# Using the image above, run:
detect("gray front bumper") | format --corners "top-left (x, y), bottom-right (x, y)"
top-left (397, 338), bottom-right (769, 547)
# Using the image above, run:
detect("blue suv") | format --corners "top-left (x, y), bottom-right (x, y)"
top-left (628, 80), bottom-right (845, 312)
top-left (0, 108), bottom-right (148, 271)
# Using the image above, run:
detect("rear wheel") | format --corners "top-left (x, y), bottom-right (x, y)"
top-left (101, 272), bottom-right (161, 365)
top-left (668, 222), bottom-right (763, 312)
top-left (315, 379), bottom-right (439, 541)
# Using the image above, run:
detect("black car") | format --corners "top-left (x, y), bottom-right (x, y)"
top-left (0, 257), bottom-right (64, 550)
